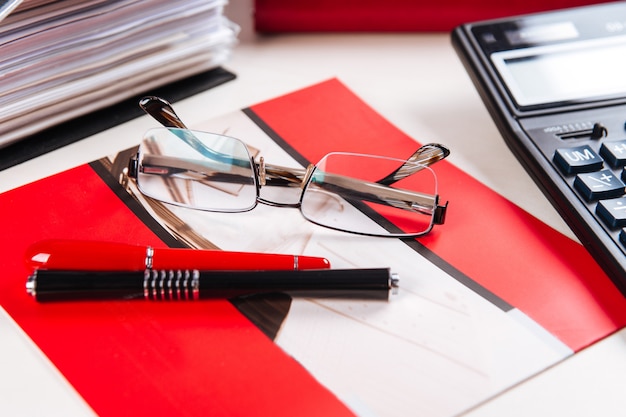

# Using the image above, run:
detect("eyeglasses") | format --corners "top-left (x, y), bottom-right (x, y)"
top-left (127, 127), bottom-right (449, 237)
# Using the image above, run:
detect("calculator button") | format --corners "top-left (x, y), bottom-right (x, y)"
top-left (554, 146), bottom-right (603, 175)
top-left (600, 140), bottom-right (626, 167)
top-left (619, 229), bottom-right (626, 248)
top-left (597, 197), bottom-right (626, 228)
top-left (574, 169), bottom-right (625, 201)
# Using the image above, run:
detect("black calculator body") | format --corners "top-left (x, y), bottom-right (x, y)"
top-left (452, 2), bottom-right (626, 295)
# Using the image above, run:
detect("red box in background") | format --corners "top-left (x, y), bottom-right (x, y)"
top-left (254, 0), bottom-right (610, 32)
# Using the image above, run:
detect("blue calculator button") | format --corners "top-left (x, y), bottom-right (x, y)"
top-left (574, 169), bottom-right (625, 201)
top-left (597, 197), bottom-right (626, 228)
top-left (600, 140), bottom-right (626, 167)
top-left (619, 229), bottom-right (626, 248)
top-left (554, 145), bottom-right (603, 175)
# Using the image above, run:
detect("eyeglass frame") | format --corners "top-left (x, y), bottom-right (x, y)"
top-left (127, 128), bottom-right (449, 237)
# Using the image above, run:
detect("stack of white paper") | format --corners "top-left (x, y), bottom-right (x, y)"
top-left (0, 0), bottom-right (239, 147)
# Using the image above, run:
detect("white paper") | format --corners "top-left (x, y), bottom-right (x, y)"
top-left (0, 0), bottom-right (238, 147)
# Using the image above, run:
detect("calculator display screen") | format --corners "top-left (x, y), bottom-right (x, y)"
top-left (491, 35), bottom-right (626, 108)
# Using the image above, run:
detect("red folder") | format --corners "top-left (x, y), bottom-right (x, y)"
top-left (1, 78), bottom-right (625, 416)
top-left (254, 0), bottom-right (609, 32)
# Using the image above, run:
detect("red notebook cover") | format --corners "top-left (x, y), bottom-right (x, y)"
top-left (254, 0), bottom-right (609, 32)
top-left (1, 78), bottom-right (626, 415)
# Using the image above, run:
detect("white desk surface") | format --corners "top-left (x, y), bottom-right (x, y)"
top-left (1, 2), bottom-right (626, 416)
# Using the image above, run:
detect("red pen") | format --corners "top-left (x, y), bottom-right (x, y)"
top-left (25, 239), bottom-right (330, 271)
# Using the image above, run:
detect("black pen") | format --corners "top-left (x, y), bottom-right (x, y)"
top-left (26, 268), bottom-right (399, 301)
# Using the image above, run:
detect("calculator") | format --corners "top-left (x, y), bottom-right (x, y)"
top-left (452, 2), bottom-right (626, 295)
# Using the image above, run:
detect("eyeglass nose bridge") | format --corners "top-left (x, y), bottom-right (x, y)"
top-left (253, 158), bottom-right (309, 209)
top-left (433, 201), bottom-right (448, 225)
top-left (252, 159), bottom-right (318, 209)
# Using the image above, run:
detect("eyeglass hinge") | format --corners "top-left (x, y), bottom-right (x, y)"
top-left (433, 201), bottom-right (448, 225)
top-left (301, 164), bottom-right (316, 189)
top-left (258, 156), bottom-right (266, 186)
top-left (127, 155), bottom-right (139, 179)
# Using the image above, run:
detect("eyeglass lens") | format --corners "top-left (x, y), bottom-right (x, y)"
top-left (301, 153), bottom-right (437, 236)
top-left (136, 128), bottom-right (258, 212)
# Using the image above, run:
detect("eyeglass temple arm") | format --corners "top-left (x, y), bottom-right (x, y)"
top-left (308, 170), bottom-right (448, 225)
top-left (127, 153), bottom-right (448, 225)
top-left (129, 152), bottom-right (447, 192)
top-left (376, 144), bottom-right (450, 186)
top-left (130, 155), bottom-right (448, 226)
top-left (126, 154), bottom-right (293, 189)
top-left (130, 154), bottom-right (255, 185)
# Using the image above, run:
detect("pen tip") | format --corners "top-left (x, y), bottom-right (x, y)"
top-left (390, 272), bottom-right (400, 295)
top-left (25, 274), bottom-right (36, 295)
